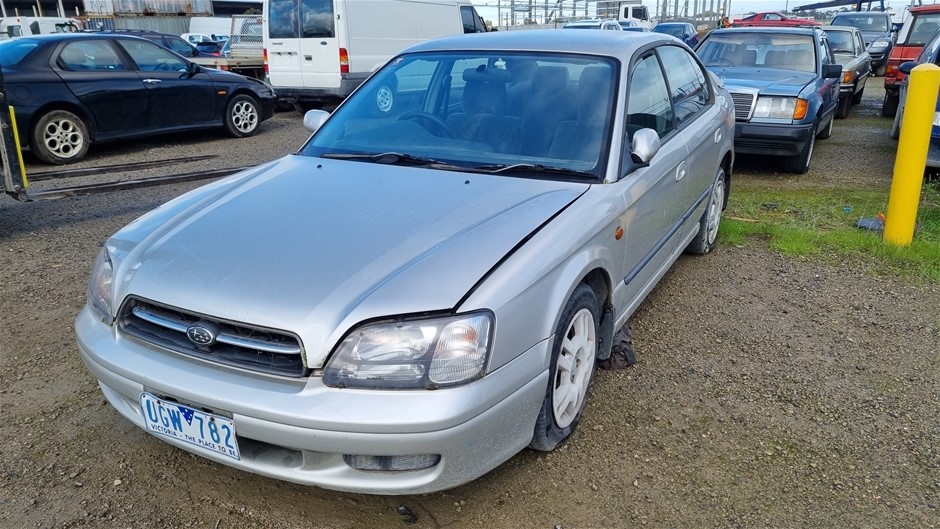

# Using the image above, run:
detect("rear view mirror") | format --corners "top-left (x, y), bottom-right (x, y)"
top-left (631, 128), bottom-right (661, 165)
top-left (303, 109), bottom-right (330, 133)
top-left (899, 61), bottom-right (917, 75)
top-left (823, 64), bottom-right (842, 79)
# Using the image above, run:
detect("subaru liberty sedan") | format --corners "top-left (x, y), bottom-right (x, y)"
top-left (76, 30), bottom-right (734, 494)
top-left (696, 27), bottom-right (841, 173)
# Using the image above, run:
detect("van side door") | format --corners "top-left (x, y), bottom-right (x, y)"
top-left (265, 0), bottom-right (340, 89)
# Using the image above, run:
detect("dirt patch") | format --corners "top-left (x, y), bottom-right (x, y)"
top-left (1, 79), bottom-right (938, 529)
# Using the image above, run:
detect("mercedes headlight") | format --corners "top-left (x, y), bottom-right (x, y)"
top-left (88, 246), bottom-right (113, 322)
top-left (753, 96), bottom-right (806, 119)
top-left (869, 39), bottom-right (890, 50)
top-left (324, 312), bottom-right (493, 389)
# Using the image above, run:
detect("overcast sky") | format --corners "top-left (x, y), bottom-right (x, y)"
top-left (471, 0), bottom-right (931, 20)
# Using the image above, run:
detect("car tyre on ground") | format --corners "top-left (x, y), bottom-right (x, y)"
top-left (224, 94), bottom-right (261, 137)
top-left (891, 100), bottom-right (903, 140)
top-left (786, 131), bottom-right (815, 174)
top-left (816, 114), bottom-right (834, 139)
top-left (31, 109), bottom-right (90, 164)
top-left (686, 165), bottom-right (727, 255)
top-left (836, 95), bottom-right (852, 119)
top-left (882, 90), bottom-right (899, 117)
top-left (852, 86), bottom-right (865, 104)
top-left (529, 282), bottom-right (599, 452)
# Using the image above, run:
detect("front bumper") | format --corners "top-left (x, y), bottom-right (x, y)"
top-left (75, 306), bottom-right (549, 494)
top-left (733, 121), bottom-right (815, 157)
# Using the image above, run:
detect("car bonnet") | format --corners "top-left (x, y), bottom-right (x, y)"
top-left (108, 155), bottom-right (588, 368)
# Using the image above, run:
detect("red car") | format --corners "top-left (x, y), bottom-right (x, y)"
top-left (882, 4), bottom-right (940, 117)
top-left (732, 12), bottom-right (821, 28)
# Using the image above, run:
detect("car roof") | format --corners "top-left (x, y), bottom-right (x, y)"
top-left (911, 4), bottom-right (940, 13)
top-left (406, 29), bottom-right (671, 57)
top-left (708, 26), bottom-right (820, 36)
top-left (823, 26), bottom-right (859, 32)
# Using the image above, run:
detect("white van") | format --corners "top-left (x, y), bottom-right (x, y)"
top-left (0, 16), bottom-right (80, 40)
top-left (263, 0), bottom-right (488, 109)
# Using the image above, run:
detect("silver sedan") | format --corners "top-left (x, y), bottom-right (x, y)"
top-left (76, 29), bottom-right (735, 494)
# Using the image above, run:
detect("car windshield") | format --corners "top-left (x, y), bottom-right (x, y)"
top-left (697, 33), bottom-right (817, 73)
top-left (826, 30), bottom-right (855, 53)
top-left (830, 15), bottom-right (889, 32)
top-left (0, 38), bottom-right (40, 67)
top-left (903, 13), bottom-right (940, 46)
top-left (301, 51), bottom-right (618, 180)
top-left (655, 25), bottom-right (685, 37)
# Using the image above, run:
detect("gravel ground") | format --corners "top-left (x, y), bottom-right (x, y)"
top-left (1, 78), bottom-right (938, 529)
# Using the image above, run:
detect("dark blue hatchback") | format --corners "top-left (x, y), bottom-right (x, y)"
top-left (653, 22), bottom-right (699, 47)
top-left (0, 33), bottom-right (276, 164)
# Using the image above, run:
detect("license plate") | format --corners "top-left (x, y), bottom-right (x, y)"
top-left (139, 393), bottom-right (240, 460)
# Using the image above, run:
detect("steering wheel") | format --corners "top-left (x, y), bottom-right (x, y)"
top-left (709, 58), bottom-right (736, 67)
top-left (396, 111), bottom-right (454, 138)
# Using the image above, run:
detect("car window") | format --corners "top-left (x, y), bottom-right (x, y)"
top-left (697, 33), bottom-right (816, 73)
top-left (827, 31), bottom-right (854, 53)
top-left (657, 45), bottom-right (709, 127)
top-left (904, 13), bottom-right (940, 45)
top-left (58, 40), bottom-right (126, 71)
top-left (164, 36), bottom-right (197, 57)
top-left (855, 32), bottom-right (866, 55)
top-left (626, 52), bottom-right (673, 139)
top-left (118, 39), bottom-right (188, 72)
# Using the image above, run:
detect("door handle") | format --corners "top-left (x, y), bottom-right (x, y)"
top-left (675, 162), bottom-right (687, 182)
top-left (714, 128), bottom-right (722, 143)
top-left (142, 79), bottom-right (161, 84)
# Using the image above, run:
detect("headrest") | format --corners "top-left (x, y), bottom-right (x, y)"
top-left (532, 66), bottom-right (569, 91)
top-left (463, 66), bottom-right (512, 84)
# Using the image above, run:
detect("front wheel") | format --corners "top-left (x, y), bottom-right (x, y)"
top-left (529, 283), bottom-right (599, 452)
top-left (836, 95), bottom-right (851, 119)
top-left (31, 109), bottom-right (90, 165)
top-left (852, 86), bottom-right (865, 105)
top-left (816, 114), bottom-right (834, 139)
top-left (224, 94), bottom-right (261, 138)
top-left (785, 133), bottom-right (815, 174)
top-left (685, 165), bottom-right (727, 255)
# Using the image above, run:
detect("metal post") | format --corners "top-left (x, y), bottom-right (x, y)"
top-left (0, 0), bottom-right (7, 17)
top-left (884, 63), bottom-right (940, 246)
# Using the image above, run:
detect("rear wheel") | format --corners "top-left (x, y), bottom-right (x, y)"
top-left (881, 90), bottom-right (899, 118)
top-left (530, 283), bottom-right (599, 452)
top-left (31, 109), bottom-right (90, 165)
top-left (685, 165), bottom-right (726, 255)
top-left (224, 94), bottom-right (260, 138)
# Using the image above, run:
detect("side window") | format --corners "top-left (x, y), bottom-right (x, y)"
top-left (302, 0), bottom-right (335, 38)
top-left (766, 13), bottom-right (782, 21)
top-left (460, 6), bottom-right (485, 33)
top-left (58, 41), bottom-right (125, 71)
top-left (657, 45), bottom-right (709, 127)
top-left (268, 0), bottom-right (298, 38)
top-left (165, 36), bottom-right (197, 57)
top-left (626, 52), bottom-right (673, 141)
top-left (118, 39), bottom-right (187, 72)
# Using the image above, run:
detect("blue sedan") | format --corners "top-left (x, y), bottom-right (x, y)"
top-left (653, 22), bottom-right (699, 47)
top-left (695, 27), bottom-right (842, 173)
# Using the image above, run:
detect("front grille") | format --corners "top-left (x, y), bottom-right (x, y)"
top-left (119, 297), bottom-right (307, 378)
top-left (730, 91), bottom-right (757, 121)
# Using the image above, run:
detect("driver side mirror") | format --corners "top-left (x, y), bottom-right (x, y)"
top-left (303, 109), bottom-right (330, 133)
top-left (899, 61), bottom-right (917, 75)
top-left (630, 128), bottom-right (661, 166)
top-left (822, 63), bottom-right (842, 79)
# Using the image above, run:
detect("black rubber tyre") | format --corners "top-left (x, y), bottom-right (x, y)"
top-left (785, 132), bottom-right (815, 174)
top-left (852, 86), bottom-right (865, 105)
top-left (816, 115), bottom-right (834, 140)
top-left (836, 96), bottom-right (851, 119)
top-left (30, 109), bottom-right (90, 165)
top-left (224, 94), bottom-right (261, 138)
top-left (881, 90), bottom-right (899, 118)
top-left (685, 165), bottom-right (726, 255)
top-left (530, 283), bottom-right (599, 452)
top-left (890, 101), bottom-right (903, 140)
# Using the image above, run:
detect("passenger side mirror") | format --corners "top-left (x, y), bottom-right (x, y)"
top-left (303, 109), bottom-right (331, 133)
top-left (630, 128), bottom-right (661, 165)
top-left (899, 61), bottom-right (917, 75)
top-left (822, 63), bottom-right (842, 79)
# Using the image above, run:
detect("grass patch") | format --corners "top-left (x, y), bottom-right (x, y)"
top-left (721, 181), bottom-right (940, 281)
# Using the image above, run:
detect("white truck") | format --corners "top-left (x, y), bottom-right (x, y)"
top-left (598, 0), bottom-right (652, 29)
top-left (263, 0), bottom-right (489, 111)
top-left (190, 15), bottom-right (265, 79)
top-left (0, 16), bottom-right (80, 40)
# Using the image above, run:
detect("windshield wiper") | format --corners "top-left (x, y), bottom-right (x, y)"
top-left (319, 151), bottom-right (443, 166)
top-left (470, 163), bottom-right (598, 180)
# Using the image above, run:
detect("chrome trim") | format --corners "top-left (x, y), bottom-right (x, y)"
top-left (729, 88), bottom-right (760, 121)
top-left (131, 305), bottom-right (303, 355)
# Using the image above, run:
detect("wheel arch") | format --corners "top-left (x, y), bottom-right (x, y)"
top-left (26, 102), bottom-right (96, 147)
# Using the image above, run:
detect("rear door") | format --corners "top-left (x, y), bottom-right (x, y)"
top-left (54, 39), bottom-right (148, 133)
top-left (265, 0), bottom-right (340, 89)
top-left (116, 38), bottom-right (216, 127)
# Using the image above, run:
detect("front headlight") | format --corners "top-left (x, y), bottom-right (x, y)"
top-left (88, 246), bottom-right (113, 322)
top-left (323, 312), bottom-right (493, 389)
top-left (869, 39), bottom-right (890, 50)
top-left (752, 96), bottom-right (804, 119)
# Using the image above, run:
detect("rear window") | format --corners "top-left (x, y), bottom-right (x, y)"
top-left (830, 15), bottom-right (890, 33)
top-left (0, 38), bottom-right (40, 67)
top-left (902, 12), bottom-right (940, 46)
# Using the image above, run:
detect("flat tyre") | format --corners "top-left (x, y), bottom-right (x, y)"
top-left (530, 283), bottom-right (599, 451)
top-left (224, 94), bottom-right (261, 138)
top-left (31, 109), bottom-right (89, 165)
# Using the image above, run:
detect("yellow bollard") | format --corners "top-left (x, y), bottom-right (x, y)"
top-left (885, 63), bottom-right (940, 246)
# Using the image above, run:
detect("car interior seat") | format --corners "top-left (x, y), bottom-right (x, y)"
top-left (445, 66), bottom-right (521, 154)
top-left (519, 65), bottom-right (572, 157)
top-left (546, 66), bottom-right (613, 165)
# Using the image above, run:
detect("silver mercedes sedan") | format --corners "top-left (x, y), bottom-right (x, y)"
top-left (76, 29), bottom-right (735, 494)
